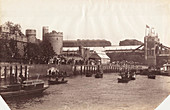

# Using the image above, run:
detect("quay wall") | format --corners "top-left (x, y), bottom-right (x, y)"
top-left (72, 64), bottom-right (149, 74)
top-left (0, 63), bottom-right (149, 81)
top-left (0, 63), bottom-right (73, 80)
top-left (28, 64), bottom-right (73, 78)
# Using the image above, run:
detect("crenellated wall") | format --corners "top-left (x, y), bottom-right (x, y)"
top-left (44, 31), bottom-right (63, 55)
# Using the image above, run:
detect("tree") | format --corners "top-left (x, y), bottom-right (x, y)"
top-left (5, 21), bottom-right (23, 35)
top-left (23, 40), bottom-right (55, 64)
top-left (9, 39), bottom-right (20, 58)
top-left (0, 39), bottom-right (11, 61)
top-left (39, 40), bottom-right (55, 64)
top-left (25, 43), bottom-right (42, 64)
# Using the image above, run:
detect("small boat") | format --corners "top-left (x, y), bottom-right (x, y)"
top-left (147, 66), bottom-right (157, 79)
top-left (129, 74), bottom-right (136, 80)
top-left (48, 80), bottom-right (68, 85)
top-left (0, 80), bottom-right (49, 98)
top-left (148, 74), bottom-right (156, 79)
top-left (117, 72), bottom-right (130, 83)
top-left (95, 73), bottom-right (103, 78)
top-left (117, 78), bottom-right (130, 83)
top-left (86, 73), bottom-right (92, 77)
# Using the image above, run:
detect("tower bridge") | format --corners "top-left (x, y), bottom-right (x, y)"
top-left (105, 25), bottom-right (170, 67)
top-left (133, 25), bottom-right (170, 67)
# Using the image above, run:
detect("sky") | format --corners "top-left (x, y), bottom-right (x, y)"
top-left (0, 0), bottom-right (170, 46)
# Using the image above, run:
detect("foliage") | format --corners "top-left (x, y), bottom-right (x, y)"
top-left (5, 21), bottom-right (23, 35)
top-left (9, 39), bottom-right (20, 58)
top-left (0, 40), bottom-right (11, 59)
top-left (39, 40), bottom-right (55, 63)
top-left (24, 40), bottom-right (55, 64)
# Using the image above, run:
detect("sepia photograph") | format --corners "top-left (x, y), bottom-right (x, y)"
top-left (0, 0), bottom-right (170, 110)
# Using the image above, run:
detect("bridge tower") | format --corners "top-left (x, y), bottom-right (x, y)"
top-left (144, 26), bottom-right (160, 66)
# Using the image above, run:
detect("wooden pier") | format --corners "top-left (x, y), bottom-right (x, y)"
top-left (0, 63), bottom-right (148, 83)
top-left (72, 64), bottom-right (148, 75)
top-left (0, 64), bottom-right (28, 84)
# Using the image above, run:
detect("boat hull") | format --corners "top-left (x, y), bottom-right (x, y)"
top-left (95, 74), bottom-right (103, 78)
top-left (117, 78), bottom-right (130, 83)
top-left (130, 77), bottom-right (136, 80)
top-left (86, 73), bottom-right (92, 77)
top-left (129, 75), bottom-right (136, 80)
top-left (0, 85), bottom-right (49, 98)
top-left (148, 75), bottom-right (156, 79)
top-left (48, 80), bottom-right (68, 85)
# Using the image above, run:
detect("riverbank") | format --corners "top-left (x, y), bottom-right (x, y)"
top-left (0, 63), bottom-right (169, 83)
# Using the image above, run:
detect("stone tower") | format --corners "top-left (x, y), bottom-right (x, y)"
top-left (26, 29), bottom-right (36, 43)
top-left (144, 26), bottom-right (160, 66)
top-left (42, 26), bottom-right (49, 41)
top-left (45, 31), bottom-right (63, 55)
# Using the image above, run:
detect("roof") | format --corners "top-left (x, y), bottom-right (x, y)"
top-left (97, 52), bottom-right (110, 59)
top-left (63, 47), bottom-right (79, 51)
top-left (63, 45), bottom-right (143, 52)
top-left (104, 45), bottom-right (143, 51)
top-left (90, 52), bottom-right (110, 59)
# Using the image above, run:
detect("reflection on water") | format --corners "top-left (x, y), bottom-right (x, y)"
top-left (5, 93), bottom-right (46, 110)
top-left (4, 73), bottom-right (170, 110)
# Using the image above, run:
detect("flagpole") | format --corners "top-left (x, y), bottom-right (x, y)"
top-left (145, 28), bottom-right (147, 36)
top-left (145, 25), bottom-right (149, 36)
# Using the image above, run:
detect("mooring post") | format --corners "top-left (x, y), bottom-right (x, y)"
top-left (10, 66), bottom-right (12, 84)
top-left (87, 66), bottom-right (89, 73)
top-left (80, 65), bottom-right (82, 75)
top-left (4, 66), bottom-right (7, 80)
top-left (93, 66), bottom-right (95, 74)
top-left (86, 66), bottom-right (88, 74)
top-left (15, 65), bottom-right (18, 83)
top-left (0, 66), bottom-right (1, 81)
top-left (25, 65), bottom-right (27, 79)
top-left (95, 66), bottom-right (97, 74)
top-left (83, 66), bottom-right (85, 74)
top-left (74, 65), bottom-right (76, 75)
top-left (97, 65), bottom-right (100, 73)
top-left (89, 66), bottom-right (91, 73)
top-left (89, 66), bottom-right (90, 73)
top-left (20, 65), bottom-right (22, 75)
top-left (85, 66), bottom-right (87, 74)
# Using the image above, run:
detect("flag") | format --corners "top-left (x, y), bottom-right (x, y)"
top-left (146, 25), bottom-right (150, 28)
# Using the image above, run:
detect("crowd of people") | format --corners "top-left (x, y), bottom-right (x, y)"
top-left (48, 69), bottom-right (66, 82)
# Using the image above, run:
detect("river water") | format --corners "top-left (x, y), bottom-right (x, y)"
top-left (4, 73), bottom-right (170, 110)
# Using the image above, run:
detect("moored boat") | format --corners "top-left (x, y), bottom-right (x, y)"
top-left (147, 66), bottom-right (156, 79)
top-left (117, 78), bottom-right (130, 83)
top-left (160, 64), bottom-right (170, 76)
top-left (129, 74), bottom-right (136, 80)
top-left (148, 74), bottom-right (156, 79)
top-left (129, 69), bottom-right (136, 80)
top-left (117, 71), bottom-right (130, 83)
top-left (48, 80), bottom-right (68, 85)
top-left (0, 80), bottom-right (49, 98)
top-left (95, 73), bottom-right (103, 78)
top-left (86, 73), bottom-right (92, 77)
